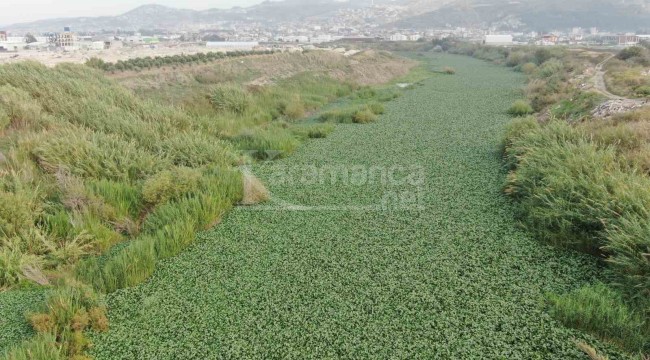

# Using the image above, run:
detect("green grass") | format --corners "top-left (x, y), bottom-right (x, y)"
top-left (551, 92), bottom-right (604, 121)
top-left (88, 54), bottom-right (627, 359)
top-left (507, 100), bottom-right (534, 116)
top-left (548, 283), bottom-right (649, 353)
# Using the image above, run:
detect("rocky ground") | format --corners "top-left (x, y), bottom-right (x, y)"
top-left (592, 98), bottom-right (649, 117)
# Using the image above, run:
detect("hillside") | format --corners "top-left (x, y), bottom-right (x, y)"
top-left (394, 0), bottom-right (650, 32)
top-left (5, 0), bottom-right (649, 33)
top-left (2, 1), bottom-right (374, 33)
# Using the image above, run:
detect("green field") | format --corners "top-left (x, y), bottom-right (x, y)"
top-left (88, 54), bottom-right (623, 358)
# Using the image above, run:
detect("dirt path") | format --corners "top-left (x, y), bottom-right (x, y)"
top-left (591, 54), bottom-right (625, 100)
top-left (588, 54), bottom-right (648, 117)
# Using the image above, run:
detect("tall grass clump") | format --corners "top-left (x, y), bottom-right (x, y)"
top-left (443, 67), bottom-right (456, 75)
top-left (504, 119), bottom-right (650, 354)
top-left (548, 283), bottom-right (649, 353)
top-left (210, 84), bottom-right (251, 114)
top-left (1, 279), bottom-right (108, 359)
top-left (290, 123), bottom-right (335, 140)
top-left (318, 102), bottom-right (385, 124)
top-left (76, 168), bottom-right (242, 293)
top-left (507, 100), bottom-right (534, 116)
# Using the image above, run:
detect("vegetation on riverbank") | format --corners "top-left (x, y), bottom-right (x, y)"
top-left (88, 53), bottom-right (626, 359)
top-left (0, 50), bottom-right (410, 359)
top-left (453, 42), bottom-right (650, 355)
top-left (604, 44), bottom-right (650, 98)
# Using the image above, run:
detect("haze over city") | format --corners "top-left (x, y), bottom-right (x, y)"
top-left (0, 0), bottom-right (265, 25)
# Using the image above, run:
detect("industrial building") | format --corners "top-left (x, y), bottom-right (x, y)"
top-left (484, 35), bottom-right (513, 46)
top-left (48, 27), bottom-right (77, 50)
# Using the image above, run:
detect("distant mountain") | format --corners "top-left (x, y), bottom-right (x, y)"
top-left (2, 1), bottom-right (370, 33)
top-left (2, 0), bottom-right (649, 34)
top-left (393, 0), bottom-right (650, 32)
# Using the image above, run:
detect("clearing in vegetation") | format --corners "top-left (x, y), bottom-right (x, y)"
top-left (87, 54), bottom-right (627, 358)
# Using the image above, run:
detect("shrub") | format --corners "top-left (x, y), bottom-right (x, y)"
top-left (617, 46), bottom-right (644, 61)
top-left (85, 57), bottom-right (107, 71)
top-left (537, 59), bottom-right (564, 78)
top-left (520, 62), bottom-right (537, 75)
top-left (443, 67), bottom-right (456, 75)
top-left (506, 52), bottom-right (529, 67)
top-left (636, 85), bottom-right (650, 96)
top-left (86, 51), bottom-right (270, 73)
top-left (210, 84), bottom-right (251, 114)
top-left (352, 108), bottom-right (377, 124)
top-left (507, 100), bottom-right (534, 116)
top-left (548, 283), bottom-right (649, 353)
top-left (534, 48), bottom-right (553, 65)
top-left (290, 123), bottom-right (335, 139)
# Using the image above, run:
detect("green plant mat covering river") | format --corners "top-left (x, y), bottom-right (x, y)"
top-left (90, 54), bottom-right (624, 359)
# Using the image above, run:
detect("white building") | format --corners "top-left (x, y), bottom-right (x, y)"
top-left (390, 33), bottom-right (408, 41)
top-left (0, 38), bottom-right (22, 51)
top-left (484, 35), bottom-right (513, 46)
top-left (310, 35), bottom-right (333, 44)
top-left (206, 41), bottom-right (259, 50)
top-left (90, 41), bottom-right (105, 50)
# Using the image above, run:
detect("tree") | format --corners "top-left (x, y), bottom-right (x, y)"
top-left (24, 34), bottom-right (37, 43)
top-left (617, 46), bottom-right (644, 61)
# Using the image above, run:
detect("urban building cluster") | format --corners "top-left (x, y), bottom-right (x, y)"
top-left (1, 8), bottom-right (648, 55)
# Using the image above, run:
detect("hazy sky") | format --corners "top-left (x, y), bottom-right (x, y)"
top-left (0, 1), bottom-right (266, 26)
